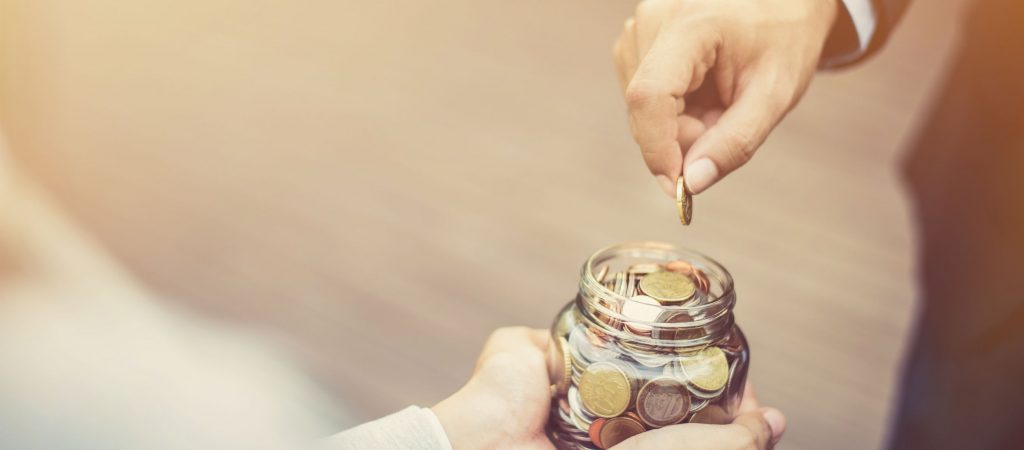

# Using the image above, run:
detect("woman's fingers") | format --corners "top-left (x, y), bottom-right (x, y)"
top-left (614, 0), bottom-right (838, 195)
top-left (730, 408), bottom-right (784, 449)
top-left (610, 406), bottom-right (784, 450)
top-left (475, 327), bottom-right (548, 371)
top-left (738, 380), bottom-right (761, 413)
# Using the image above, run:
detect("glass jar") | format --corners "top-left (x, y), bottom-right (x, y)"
top-left (545, 241), bottom-right (749, 449)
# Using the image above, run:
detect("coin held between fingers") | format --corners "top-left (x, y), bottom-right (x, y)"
top-left (677, 175), bottom-right (692, 225)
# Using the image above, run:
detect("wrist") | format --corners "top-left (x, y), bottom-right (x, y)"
top-left (432, 387), bottom-right (504, 450)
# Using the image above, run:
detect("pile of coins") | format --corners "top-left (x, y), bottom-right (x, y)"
top-left (547, 261), bottom-right (744, 450)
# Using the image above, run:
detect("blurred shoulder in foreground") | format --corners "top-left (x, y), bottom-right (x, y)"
top-left (0, 135), bottom-right (348, 450)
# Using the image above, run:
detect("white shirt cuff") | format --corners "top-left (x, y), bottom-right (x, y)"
top-left (322, 406), bottom-right (454, 450)
top-left (842, 0), bottom-right (877, 56)
top-left (423, 407), bottom-right (455, 450)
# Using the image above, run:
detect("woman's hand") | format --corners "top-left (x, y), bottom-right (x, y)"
top-left (614, 0), bottom-right (839, 195)
top-left (432, 327), bottom-right (555, 450)
top-left (612, 382), bottom-right (786, 449)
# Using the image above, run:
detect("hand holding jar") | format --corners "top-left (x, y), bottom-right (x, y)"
top-left (432, 326), bottom-right (783, 450)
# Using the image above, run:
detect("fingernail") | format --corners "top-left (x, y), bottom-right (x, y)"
top-left (655, 175), bottom-right (675, 198)
top-left (761, 408), bottom-right (786, 443)
top-left (684, 158), bottom-right (718, 194)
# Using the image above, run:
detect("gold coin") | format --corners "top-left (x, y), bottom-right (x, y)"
top-left (578, 361), bottom-right (633, 418)
top-left (677, 175), bottom-right (692, 225)
top-left (679, 346), bottom-right (729, 392)
top-left (598, 416), bottom-right (646, 449)
top-left (638, 271), bottom-right (696, 303)
top-left (547, 336), bottom-right (572, 396)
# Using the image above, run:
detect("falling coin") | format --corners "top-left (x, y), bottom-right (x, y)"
top-left (677, 175), bottom-right (692, 225)
top-left (639, 271), bottom-right (696, 304)
top-left (598, 416), bottom-right (646, 448)
top-left (680, 346), bottom-right (729, 393)
top-left (636, 377), bottom-right (691, 428)
top-left (578, 361), bottom-right (633, 418)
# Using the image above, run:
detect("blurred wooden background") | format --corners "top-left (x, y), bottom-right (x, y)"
top-left (0, 0), bottom-right (969, 448)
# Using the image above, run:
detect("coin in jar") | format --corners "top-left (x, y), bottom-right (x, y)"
top-left (598, 416), bottom-right (646, 449)
top-left (636, 376), bottom-right (691, 428)
top-left (627, 263), bottom-right (662, 275)
top-left (653, 310), bottom-right (705, 341)
top-left (665, 260), bottom-right (695, 276)
top-left (639, 271), bottom-right (696, 304)
top-left (692, 268), bottom-right (711, 294)
top-left (621, 295), bottom-right (662, 335)
top-left (547, 336), bottom-right (572, 395)
top-left (679, 346), bottom-right (729, 393)
top-left (588, 418), bottom-right (607, 448)
top-left (568, 385), bottom-right (597, 428)
top-left (578, 361), bottom-right (634, 418)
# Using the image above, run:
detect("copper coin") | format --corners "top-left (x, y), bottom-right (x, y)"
top-left (636, 377), bottom-right (691, 428)
top-left (653, 310), bottom-right (705, 341)
top-left (693, 268), bottom-right (711, 294)
top-left (624, 411), bottom-right (644, 424)
top-left (665, 260), bottom-right (695, 276)
top-left (588, 418), bottom-right (607, 448)
top-left (598, 416), bottom-right (646, 448)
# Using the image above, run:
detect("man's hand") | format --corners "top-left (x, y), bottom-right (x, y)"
top-left (614, 0), bottom-right (839, 195)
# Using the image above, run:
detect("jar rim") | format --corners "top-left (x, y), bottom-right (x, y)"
top-left (577, 241), bottom-right (736, 346)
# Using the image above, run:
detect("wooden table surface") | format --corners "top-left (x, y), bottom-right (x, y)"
top-left (0, 0), bottom-right (969, 448)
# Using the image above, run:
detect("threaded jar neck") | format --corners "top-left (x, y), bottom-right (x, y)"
top-left (575, 241), bottom-right (736, 348)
